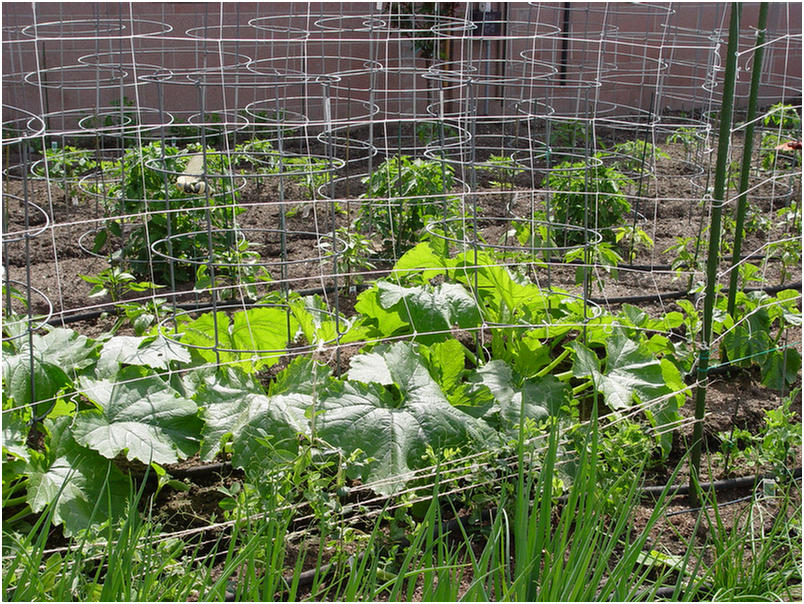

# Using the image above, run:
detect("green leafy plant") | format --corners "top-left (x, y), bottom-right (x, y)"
top-left (508, 215), bottom-right (558, 262)
top-left (193, 239), bottom-right (272, 301)
top-left (277, 155), bottom-right (331, 195)
top-left (478, 153), bottom-right (524, 189)
top-left (564, 241), bottom-right (623, 293)
top-left (716, 426), bottom-right (755, 475)
top-left (115, 296), bottom-right (175, 336)
top-left (544, 161), bottom-right (632, 245)
top-left (756, 388), bottom-right (801, 481)
top-left (91, 141), bottom-right (245, 283)
top-left (2, 232), bottom-right (799, 601)
top-left (763, 102), bottom-right (801, 132)
top-left (766, 201), bottom-right (802, 285)
top-left (599, 139), bottom-right (670, 173)
top-left (32, 144), bottom-right (97, 203)
top-left (79, 267), bottom-right (163, 303)
top-left (415, 121), bottom-right (459, 145)
top-left (571, 418), bottom-right (658, 510)
top-left (570, 328), bottom-right (685, 455)
top-left (614, 224), bottom-right (654, 262)
top-left (78, 267), bottom-right (168, 335)
top-left (664, 235), bottom-right (704, 287)
top-left (667, 126), bottom-right (702, 154)
top-left (759, 103), bottom-right (802, 171)
top-left (546, 120), bottom-right (588, 150)
top-left (2, 272), bottom-right (29, 315)
top-left (715, 289), bottom-right (802, 391)
top-left (357, 155), bottom-right (457, 254)
top-left (737, 262), bottom-right (767, 288)
top-left (318, 226), bottom-right (378, 288)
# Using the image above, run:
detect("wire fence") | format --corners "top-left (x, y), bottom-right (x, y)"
top-left (2, 0), bottom-right (802, 567)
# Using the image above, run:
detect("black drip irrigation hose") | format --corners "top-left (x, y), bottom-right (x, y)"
top-left (574, 251), bottom-right (768, 273)
top-left (170, 461), bottom-right (802, 597)
top-left (588, 280), bottom-right (801, 306)
top-left (40, 279), bottom-right (803, 327)
top-left (637, 466), bottom-right (802, 498)
top-left (218, 465), bottom-right (801, 601)
top-left (169, 462), bottom-right (231, 480)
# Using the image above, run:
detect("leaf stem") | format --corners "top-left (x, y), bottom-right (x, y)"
top-left (462, 343), bottom-right (480, 367)
top-left (554, 369), bottom-right (573, 381)
top-left (572, 380), bottom-right (594, 397)
top-left (3, 494), bottom-right (28, 508)
top-left (5, 504), bottom-right (32, 525)
top-left (536, 348), bottom-right (571, 378)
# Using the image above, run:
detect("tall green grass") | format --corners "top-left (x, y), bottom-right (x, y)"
top-left (3, 418), bottom-right (799, 601)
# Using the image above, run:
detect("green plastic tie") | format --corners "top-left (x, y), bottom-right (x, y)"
top-left (696, 348), bottom-right (710, 375)
top-left (705, 343), bottom-right (798, 373)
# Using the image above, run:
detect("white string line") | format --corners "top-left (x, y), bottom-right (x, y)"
top-left (5, 385), bottom-right (710, 564)
top-left (9, 412), bottom-right (712, 570)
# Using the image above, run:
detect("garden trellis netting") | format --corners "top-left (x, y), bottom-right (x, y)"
top-left (2, 2), bottom-right (802, 600)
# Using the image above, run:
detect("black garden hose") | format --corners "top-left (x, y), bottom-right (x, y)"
top-left (162, 458), bottom-right (800, 601)
top-left (218, 464), bottom-right (801, 601)
top-left (588, 280), bottom-right (801, 306)
top-left (637, 465), bottom-right (801, 499)
top-left (42, 279), bottom-right (802, 327)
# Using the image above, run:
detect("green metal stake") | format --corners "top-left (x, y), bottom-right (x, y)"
top-left (689, 3), bottom-right (742, 505)
top-left (727, 2), bottom-right (769, 317)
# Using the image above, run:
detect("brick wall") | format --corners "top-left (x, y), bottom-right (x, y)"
top-left (2, 2), bottom-right (801, 137)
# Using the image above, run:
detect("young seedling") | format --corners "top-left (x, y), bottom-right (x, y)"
top-left (80, 267), bottom-right (163, 303)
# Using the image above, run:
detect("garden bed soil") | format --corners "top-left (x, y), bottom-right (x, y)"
top-left (3, 128), bottom-right (801, 598)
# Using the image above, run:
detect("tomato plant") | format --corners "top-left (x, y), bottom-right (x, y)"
top-left (357, 155), bottom-right (458, 254)
top-left (544, 160), bottom-right (632, 245)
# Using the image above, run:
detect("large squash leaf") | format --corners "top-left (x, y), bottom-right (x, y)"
top-left (3, 327), bottom-right (99, 419)
top-left (466, 359), bottom-right (570, 431)
top-left (391, 241), bottom-right (455, 284)
top-left (25, 327), bottom-right (98, 373)
top-left (26, 417), bottom-right (129, 537)
top-left (323, 341), bottom-right (494, 494)
top-left (96, 335), bottom-right (190, 377)
top-left (355, 281), bottom-right (481, 344)
top-left (178, 307), bottom-right (297, 372)
top-left (194, 367), bottom-right (310, 464)
top-left (3, 353), bottom-right (70, 415)
top-left (571, 330), bottom-right (685, 456)
top-left (571, 331), bottom-right (673, 411)
top-left (74, 366), bottom-right (201, 465)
